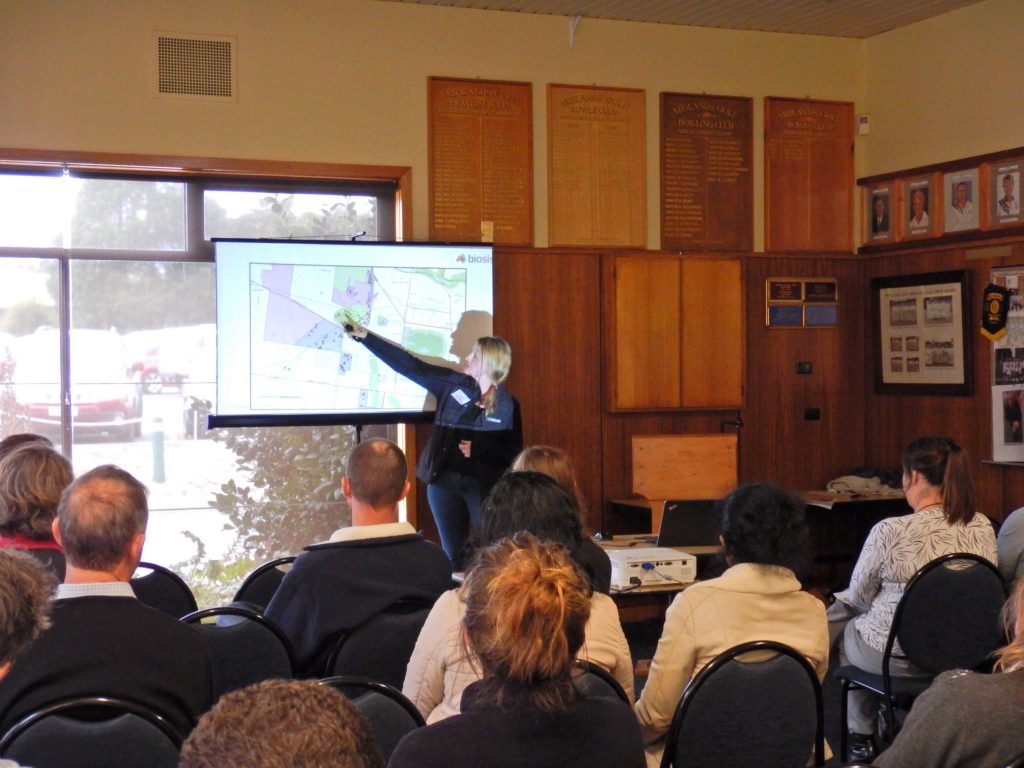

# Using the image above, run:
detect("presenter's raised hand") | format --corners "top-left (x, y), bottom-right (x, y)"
top-left (342, 312), bottom-right (368, 339)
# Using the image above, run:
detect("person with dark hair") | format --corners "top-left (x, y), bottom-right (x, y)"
top-left (344, 316), bottom-right (522, 570)
top-left (179, 678), bottom-right (383, 768)
top-left (0, 442), bottom-right (73, 578)
top-left (0, 433), bottom-right (53, 463)
top-left (829, 437), bottom-right (997, 760)
top-left (0, 464), bottom-right (212, 737)
top-left (265, 438), bottom-right (451, 676)
top-left (511, 445), bottom-right (612, 593)
top-left (634, 482), bottom-right (828, 766)
top-left (390, 533), bottom-right (644, 768)
top-left (403, 471), bottom-right (633, 722)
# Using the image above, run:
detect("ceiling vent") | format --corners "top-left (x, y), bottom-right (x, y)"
top-left (155, 33), bottom-right (236, 101)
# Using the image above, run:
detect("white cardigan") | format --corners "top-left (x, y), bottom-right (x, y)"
top-left (402, 587), bottom-right (635, 723)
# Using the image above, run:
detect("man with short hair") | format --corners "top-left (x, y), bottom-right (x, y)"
top-left (266, 438), bottom-right (452, 676)
top-left (0, 465), bottom-right (213, 737)
top-left (179, 678), bottom-right (383, 768)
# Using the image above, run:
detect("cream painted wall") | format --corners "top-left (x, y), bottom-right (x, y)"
top-left (862, 0), bottom-right (1024, 176)
top-left (0, 0), bottom-right (866, 248)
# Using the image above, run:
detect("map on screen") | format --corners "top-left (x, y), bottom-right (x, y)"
top-left (214, 240), bottom-right (494, 425)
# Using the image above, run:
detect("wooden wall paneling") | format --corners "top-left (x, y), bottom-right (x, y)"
top-left (741, 255), bottom-right (867, 491)
top-left (681, 258), bottom-right (743, 407)
top-left (603, 254), bottom-right (682, 409)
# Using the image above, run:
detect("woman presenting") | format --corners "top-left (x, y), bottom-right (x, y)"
top-left (344, 315), bottom-right (521, 569)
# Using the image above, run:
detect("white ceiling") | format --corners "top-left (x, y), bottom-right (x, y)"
top-left (375, 0), bottom-right (986, 38)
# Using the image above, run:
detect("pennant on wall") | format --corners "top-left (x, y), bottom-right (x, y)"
top-left (981, 283), bottom-right (1010, 341)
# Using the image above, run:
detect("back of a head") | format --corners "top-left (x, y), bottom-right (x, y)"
top-left (902, 436), bottom-right (975, 525)
top-left (995, 576), bottom-right (1024, 674)
top-left (462, 532), bottom-right (591, 712)
top-left (57, 465), bottom-right (148, 572)
top-left (720, 483), bottom-right (809, 574)
top-left (0, 433), bottom-right (53, 464)
top-left (476, 471), bottom-right (582, 554)
top-left (178, 678), bottom-right (383, 768)
top-left (0, 442), bottom-right (73, 539)
top-left (345, 438), bottom-right (407, 510)
top-left (0, 549), bottom-right (55, 668)
top-left (511, 445), bottom-right (584, 514)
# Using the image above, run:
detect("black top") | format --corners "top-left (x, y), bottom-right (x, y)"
top-left (264, 532), bottom-right (452, 676)
top-left (359, 333), bottom-right (522, 498)
top-left (388, 680), bottom-right (646, 768)
top-left (0, 596), bottom-right (213, 737)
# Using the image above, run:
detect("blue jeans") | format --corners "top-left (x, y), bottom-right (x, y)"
top-left (426, 471), bottom-right (482, 571)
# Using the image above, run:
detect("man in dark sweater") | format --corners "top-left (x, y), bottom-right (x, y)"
top-left (0, 465), bottom-right (213, 738)
top-left (265, 438), bottom-right (452, 676)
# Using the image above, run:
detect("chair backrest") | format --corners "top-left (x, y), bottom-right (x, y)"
top-left (324, 599), bottom-right (433, 689)
top-left (1004, 749), bottom-right (1024, 768)
top-left (320, 675), bottom-right (424, 762)
top-left (0, 696), bottom-right (182, 768)
top-left (661, 640), bottom-right (824, 768)
top-left (131, 561), bottom-right (198, 619)
top-left (181, 606), bottom-right (296, 699)
top-left (572, 660), bottom-right (631, 703)
top-left (889, 552), bottom-right (1005, 675)
top-left (232, 556), bottom-right (296, 610)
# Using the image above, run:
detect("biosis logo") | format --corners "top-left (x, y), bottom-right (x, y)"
top-left (457, 253), bottom-right (492, 264)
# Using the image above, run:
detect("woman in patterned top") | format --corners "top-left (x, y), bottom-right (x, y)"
top-left (829, 436), bottom-right (997, 759)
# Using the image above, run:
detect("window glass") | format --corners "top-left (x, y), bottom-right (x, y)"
top-left (71, 179), bottom-right (186, 250)
top-left (0, 175), bottom-right (66, 248)
top-left (204, 190), bottom-right (377, 241)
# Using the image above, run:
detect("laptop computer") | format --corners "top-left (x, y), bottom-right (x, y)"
top-left (657, 499), bottom-right (721, 548)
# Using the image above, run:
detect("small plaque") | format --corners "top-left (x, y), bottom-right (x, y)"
top-left (768, 280), bottom-right (803, 302)
top-left (768, 305), bottom-right (804, 327)
top-left (805, 304), bottom-right (838, 326)
top-left (805, 280), bottom-right (838, 303)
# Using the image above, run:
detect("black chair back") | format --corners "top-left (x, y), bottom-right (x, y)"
top-left (131, 561), bottom-right (198, 619)
top-left (573, 659), bottom-right (631, 703)
top-left (232, 556), bottom-right (296, 610)
top-left (0, 696), bottom-right (182, 768)
top-left (319, 675), bottom-right (424, 762)
top-left (324, 599), bottom-right (432, 689)
top-left (181, 606), bottom-right (296, 699)
top-left (661, 640), bottom-right (824, 768)
top-left (1005, 749), bottom-right (1024, 768)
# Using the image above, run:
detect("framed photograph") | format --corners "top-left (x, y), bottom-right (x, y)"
top-left (943, 168), bottom-right (980, 233)
top-left (871, 270), bottom-right (971, 395)
top-left (990, 159), bottom-right (1022, 227)
top-left (992, 385), bottom-right (1024, 462)
top-left (902, 175), bottom-right (937, 239)
top-left (865, 184), bottom-right (894, 243)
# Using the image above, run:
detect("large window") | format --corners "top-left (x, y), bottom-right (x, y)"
top-left (0, 161), bottom-right (400, 605)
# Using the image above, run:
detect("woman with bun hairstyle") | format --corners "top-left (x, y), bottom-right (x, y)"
top-left (829, 436), bottom-right (997, 760)
top-left (402, 471), bottom-right (634, 723)
top-left (390, 532), bottom-right (644, 768)
top-left (345, 316), bottom-right (521, 570)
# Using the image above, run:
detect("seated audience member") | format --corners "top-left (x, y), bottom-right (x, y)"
top-left (511, 445), bottom-right (611, 594)
top-left (998, 506), bottom-right (1024, 585)
top-left (634, 483), bottom-right (828, 767)
top-left (0, 433), bottom-right (53, 462)
top-left (873, 575), bottom-right (1024, 767)
top-left (403, 471), bottom-right (634, 723)
top-left (828, 436), bottom-right (996, 761)
top-left (0, 465), bottom-right (213, 737)
top-left (390, 533), bottom-right (644, 768)
top-left (265, 438), bottom-right (452, 677)
top-left (0, 442), bottom-right (73, 578)
top-left (179, 678), bottom-right (383, 768)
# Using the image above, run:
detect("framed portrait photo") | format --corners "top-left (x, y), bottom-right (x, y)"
top-left (901, 175), bottom-right (937, 239)
top-left (865, 184), bottom-right (894, 243)
top-left (871, 270), bottom-right (971, 395)
top-left (990, 158), bottom-right (1023, 228)
top-left (943, 168), bottom-right (980, 233)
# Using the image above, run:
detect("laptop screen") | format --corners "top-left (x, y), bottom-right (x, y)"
top-left (657, 499), bottom-right (721, 548)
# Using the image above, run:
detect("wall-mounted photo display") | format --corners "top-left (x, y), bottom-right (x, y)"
top-left (765, 277), bottom-right (838, 328)
top-left (943, 168), bottom-right (980, 233)
top-left (990, 158), bottom-right (1022, 228)
top-left (865, 183), bottom-right (894, 243)
top-left (902, 175), bottom-right (937, 239)
top-left (989, 266), bottom-right (1024, 462)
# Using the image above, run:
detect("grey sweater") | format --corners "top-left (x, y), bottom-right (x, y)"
top-left (874, 668), bottom-right (1024, 768)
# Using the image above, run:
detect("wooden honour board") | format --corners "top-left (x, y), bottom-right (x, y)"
top-left (765, 97), bottom-right (854, 252)
top-left (428, 77), bottom-right (533, 245)
top-left (547, 84), bottom-right (646, 247)
top-left (660, 92), bottom-right (753, 251)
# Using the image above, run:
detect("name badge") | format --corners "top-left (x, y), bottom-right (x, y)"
top-left (451, 389), bottom-right (471, 406)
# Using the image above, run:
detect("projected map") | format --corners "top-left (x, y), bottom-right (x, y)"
top-left (249, 263), bottom-right (467, 411)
